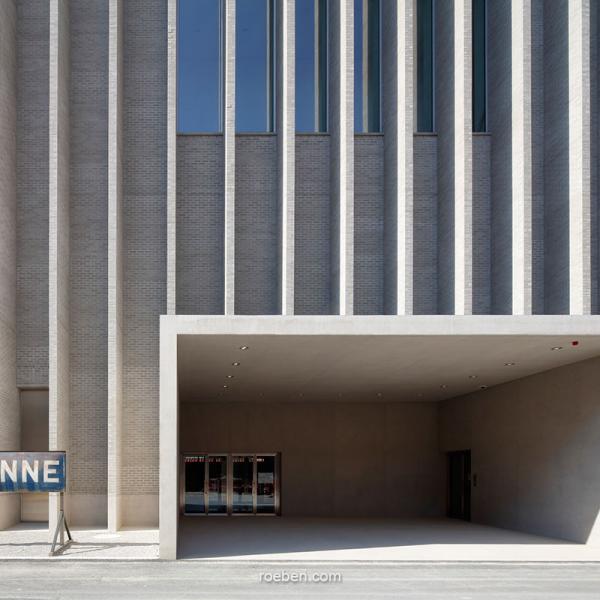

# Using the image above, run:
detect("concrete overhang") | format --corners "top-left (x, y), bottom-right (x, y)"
top-left (173, 315), bottom-right (600, 403)
top-left (159, 314), bottom-right (600, 559)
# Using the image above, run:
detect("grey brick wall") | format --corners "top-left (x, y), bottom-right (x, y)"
top-left (122, 0), bottom-right (167, 499)
top-left (472, 135), bottom-right (492, 314)
top-left (176, 135), bottom-right (224, 315)
top-left (294, 135), bottom-right (332, 314)
top-left (488, 0), bottom-right (512, 315)
top-left (234, 135), bottom-right (279, 315)
top-left (16, 0), bottom-right (49, 386)
top-left (354, 135), bottom-right (384, 315)
top-left (436, 0), bottom-right (455, 315)
top-left (0, 0), bottom-right (20, 529)
top-left (413, 135), bottom-right (438, 315)
top-left (532, 0), bottom-right (545, 314)
top-left (543, 0), bottom-right (569, 314)
top-left (68, 0), bottom-right (108, 499)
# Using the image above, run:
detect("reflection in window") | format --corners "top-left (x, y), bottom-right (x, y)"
top-left (296, 0), bottom-right (328, 132)
top-left (236, 0), bottom-right (276, 132)
top-left (417, 0), bottom-right (434, 132)
top-left (472, 0), bottom-right (486, 132)
top-left (354, 0), bottom-right (381, 132)
top-left (177, 0), bottom-right (223, 133)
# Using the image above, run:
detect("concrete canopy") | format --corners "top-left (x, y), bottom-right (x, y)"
top-left (160, 315), bottom-right (600, 559)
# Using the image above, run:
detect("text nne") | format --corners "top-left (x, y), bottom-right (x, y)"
top-left (0, 459), bottom-right (60, 484)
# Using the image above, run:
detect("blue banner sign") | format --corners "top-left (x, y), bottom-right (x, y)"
top-left (0, 452), bottom-right (66, 493)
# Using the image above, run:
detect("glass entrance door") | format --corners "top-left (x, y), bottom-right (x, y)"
top-left (183, 453), bottom-right (279, 515)
top-left (232, 455), bottom-right (254, 513)
top-left (207, 455), bottom-right (228, 514)
top-left (183, 455), bottom-right (206, 514)
top-left (256, 455), bottom-right (276, 514)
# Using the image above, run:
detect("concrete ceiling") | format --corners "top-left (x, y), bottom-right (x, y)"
top-left (177, 333), bottom-right (600, 403)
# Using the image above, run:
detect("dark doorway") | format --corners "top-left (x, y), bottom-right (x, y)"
top-left (447, 450), bottom-right (471, 521)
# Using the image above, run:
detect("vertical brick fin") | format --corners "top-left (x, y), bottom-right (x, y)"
top-left (0, 0), bottom-right (20, 530)
top-left (511, 0), bottom-right (533, 315)
top-left (382, 0), bottom-right (413, 315)
top-left (108, 0), bottom-right (123, 532)
top-left (277, 0), bottom-right (295, 315)
top-left (330, 0), bottom-right (354, 315)
top-left (48, 0), bottom-right (70, 537)
top-left (568, 0), bottom-right (592, 315)
top-left (167, 0), bottom-right (177, 316)
top-left (396, 0), bottom-right (414, 315)
top-left (454, 0), bottom-right (473, 315)
top-left (224, 0), bottom-right (236, 315)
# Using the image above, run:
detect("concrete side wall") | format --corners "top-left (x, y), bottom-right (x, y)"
top-left (440, 355), bottom-right (600, 544)
top-left (176, 135), bottom-right (224, 315)
top-left (121, 0), bottom-right (167, 526)
top-left (16, 0), bottom-right (49, 386)
top-left (0, 0), bottom-right (20, 530)
top-left (354, 136), bottom-right (384, 315)
top-left (180, 401), bottom-right (445, 518)
top-left (413, 135), bottom-right (438, 315)
top-left (294, 136), bottom-right (332, 315)
top-left (68, 0), bottom-right (108, 526)
top-left (234, 136), bottom-right (279, 315)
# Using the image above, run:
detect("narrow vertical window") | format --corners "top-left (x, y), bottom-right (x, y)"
top-left (417, 0), bottom-right (434, 132)
top-left (296, 0), bottom-right (328, 132)
top-left (236, 0), bottom-right (276, 132)
top-left (354, 0), bottom-right (381, 133)
top-left (472, 0), bottom-right (486, 132)
top-left (177, 0), bottom-right (223, 133)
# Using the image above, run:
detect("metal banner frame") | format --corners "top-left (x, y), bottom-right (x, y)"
top-left (50, 491), bottom-right (73, 556)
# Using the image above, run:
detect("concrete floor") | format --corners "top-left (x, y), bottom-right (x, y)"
top-left (179, 517), bottom-right (600, 562)
top-left (1, 518), bottom-right (599, 562)
top-left (0, 523), bottom-right (158, 559)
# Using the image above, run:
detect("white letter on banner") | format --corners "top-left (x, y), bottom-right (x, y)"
top-left (44, 460), bottom-right (60, 484)
top-left (0, 460), bottom-right (18, 483)
top-left (22, 460), bottom-right (39, 483)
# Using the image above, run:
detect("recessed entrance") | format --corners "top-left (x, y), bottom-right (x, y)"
top-left (447, 450), bottom-right (471, 521)
top-left (182, 454), bottom-right (280, 516)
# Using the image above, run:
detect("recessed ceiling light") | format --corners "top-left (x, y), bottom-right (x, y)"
top-left (376, 392), bottom-right (383, 398)
top-left (480, 385), bottom-right (488, 390)
top-left (226, 375), bottom-right (234, 379)
top-left (551, 346), bottom-right (563, 351)
top-left (440, 384), bottom-right (447, 389)
top-left (239, 345), bottom-right (249, 351)
top-left (468, 375), bottom-right (477, 379)
top-left (232, 362), bottom-right (240, 367)
top-left (504, 362), bottom-right (515, 366)
top-left (223, 385), bottom-right (228, 389)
